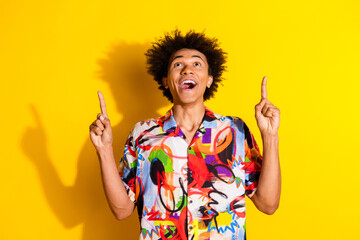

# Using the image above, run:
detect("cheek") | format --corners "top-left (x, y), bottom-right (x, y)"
top-left (168, 72), bottom-right (180, 85)
top-left (168, 80), bottom-right (178, 93)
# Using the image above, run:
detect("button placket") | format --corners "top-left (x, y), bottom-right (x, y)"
top-left (187, 141), bottom-right (194, 239)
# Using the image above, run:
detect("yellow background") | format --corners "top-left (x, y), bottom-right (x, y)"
top-left (1, 0), bottom-right (359, 239)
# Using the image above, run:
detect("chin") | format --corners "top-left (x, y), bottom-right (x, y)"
top-left (175, 96), bottom-right (203, 105)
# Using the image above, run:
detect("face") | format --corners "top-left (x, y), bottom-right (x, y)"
top-left (162, 48), bottom-right (213, 105)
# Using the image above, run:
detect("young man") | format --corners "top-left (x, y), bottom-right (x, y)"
top-left (89, 30), bottom-right (281, 240)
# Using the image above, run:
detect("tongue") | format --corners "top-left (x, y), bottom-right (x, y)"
top-left (181, 83), bottom-right (194, 89)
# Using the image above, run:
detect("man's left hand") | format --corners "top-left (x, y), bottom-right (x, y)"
top-left (255, 76), bottom-right (280, 137)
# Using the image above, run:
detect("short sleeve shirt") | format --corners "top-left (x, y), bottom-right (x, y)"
top-left (120, 106), bottom-right (262, 240)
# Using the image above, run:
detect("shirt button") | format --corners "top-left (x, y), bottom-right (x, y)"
top-left (189, 226), bottom-right (193, 230)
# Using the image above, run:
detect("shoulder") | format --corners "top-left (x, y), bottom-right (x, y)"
top-left (207, 109), bottom-right (247, 132)
top-left (220, 115), bottom-right (255, 138)
top-left (217, 114), bottom-right (247, 128)
top-left (130, 115), bottom-right (164, 136)
top-left (210, 109), bottom-right (244, 124)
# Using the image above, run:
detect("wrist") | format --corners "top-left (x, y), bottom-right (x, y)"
top-left (96, 145), bottom-right (114, 159)
top-left (261, 134), bottom-right (279, 145)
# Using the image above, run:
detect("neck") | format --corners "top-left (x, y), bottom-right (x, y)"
top-left (172, 102), bottom-right (205, 132)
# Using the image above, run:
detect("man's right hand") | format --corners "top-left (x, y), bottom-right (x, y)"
top-left (89, 91), bottom-right (113, 152)
top-left (89, 91), bottom-right (135, 220)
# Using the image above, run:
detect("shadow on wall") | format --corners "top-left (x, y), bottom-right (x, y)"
top-left (21, 42), bottom-right (168, 239)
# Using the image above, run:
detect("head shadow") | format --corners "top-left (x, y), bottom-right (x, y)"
top-left (21, 41), bottom-right (168, 240)
top-left (97, 41), bottom-right (169, 123)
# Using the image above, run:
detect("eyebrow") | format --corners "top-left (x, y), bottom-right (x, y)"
top-left (171, 55), bottom-right (205, 62)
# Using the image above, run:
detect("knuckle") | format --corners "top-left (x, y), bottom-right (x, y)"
top-left (96, 122), bottom-right (104, 130)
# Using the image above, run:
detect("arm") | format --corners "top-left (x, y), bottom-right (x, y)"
top-left (250, 134), bottom-right (280, 215)
top-left (97, 146), bottom-right (135, 220)
top-left (251, 76), bottom-right (281, 215)
top-left (90, 91), bottom-right (135, 220)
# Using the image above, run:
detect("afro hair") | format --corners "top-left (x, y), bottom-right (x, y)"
top-left (145, 29), bottom-right (227, 102)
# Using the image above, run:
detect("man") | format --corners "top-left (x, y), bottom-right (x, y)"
top-left (89, 30), bottom-right (281, 240)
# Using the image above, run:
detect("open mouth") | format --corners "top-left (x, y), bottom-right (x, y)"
top-left (180, 80), bottom-right (197, 90)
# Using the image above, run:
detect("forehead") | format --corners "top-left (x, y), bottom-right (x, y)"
top-left (169, 48), bottom-right (208, 63)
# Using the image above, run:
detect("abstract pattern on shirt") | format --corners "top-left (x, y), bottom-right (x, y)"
top-left (120, 107), bottom-right (262, 240)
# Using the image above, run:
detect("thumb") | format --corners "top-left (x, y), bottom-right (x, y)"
top-left (98, 113), bottom-right (112, 129)
top-left (255, 99), bottom-right (267, 119)
top-left (255, 99), bottom-right (266, 112)
top-left (102, 117), bottom-right (112, 129)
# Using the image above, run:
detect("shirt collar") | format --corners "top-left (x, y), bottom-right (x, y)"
top-left (162, 105), bottom-right (219, 133)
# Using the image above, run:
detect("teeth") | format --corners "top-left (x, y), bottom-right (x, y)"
top-left (180, 80), bottom-right (196, 85)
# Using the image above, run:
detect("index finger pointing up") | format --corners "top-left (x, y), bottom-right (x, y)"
top-left (261, 76), bottom-right (267, 99)
top-left (97, 91), bottom-right (108, 118)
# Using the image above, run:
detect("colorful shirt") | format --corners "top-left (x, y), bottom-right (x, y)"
top-left (120, 106), bottom-right (262, 240)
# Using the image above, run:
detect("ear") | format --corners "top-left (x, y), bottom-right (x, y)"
top-left (207, 75), bottom-right (213, 88)
top-left (162, 77), bottom-right (168, 89)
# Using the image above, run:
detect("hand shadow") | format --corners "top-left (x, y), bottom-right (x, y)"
top-left (21, 42), bottom-right (168, 239)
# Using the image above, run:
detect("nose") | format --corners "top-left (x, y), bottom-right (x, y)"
top-left (181, 64), bottom-right (193, 75)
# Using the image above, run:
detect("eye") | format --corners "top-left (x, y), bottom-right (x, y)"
top-left (174, 62), bottom-right (182, 67)
top-left (194, 62), bottom-right (201, 67)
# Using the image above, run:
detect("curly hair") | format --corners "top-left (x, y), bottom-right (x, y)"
top-left (145, 29), bottom-right (227, 102)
